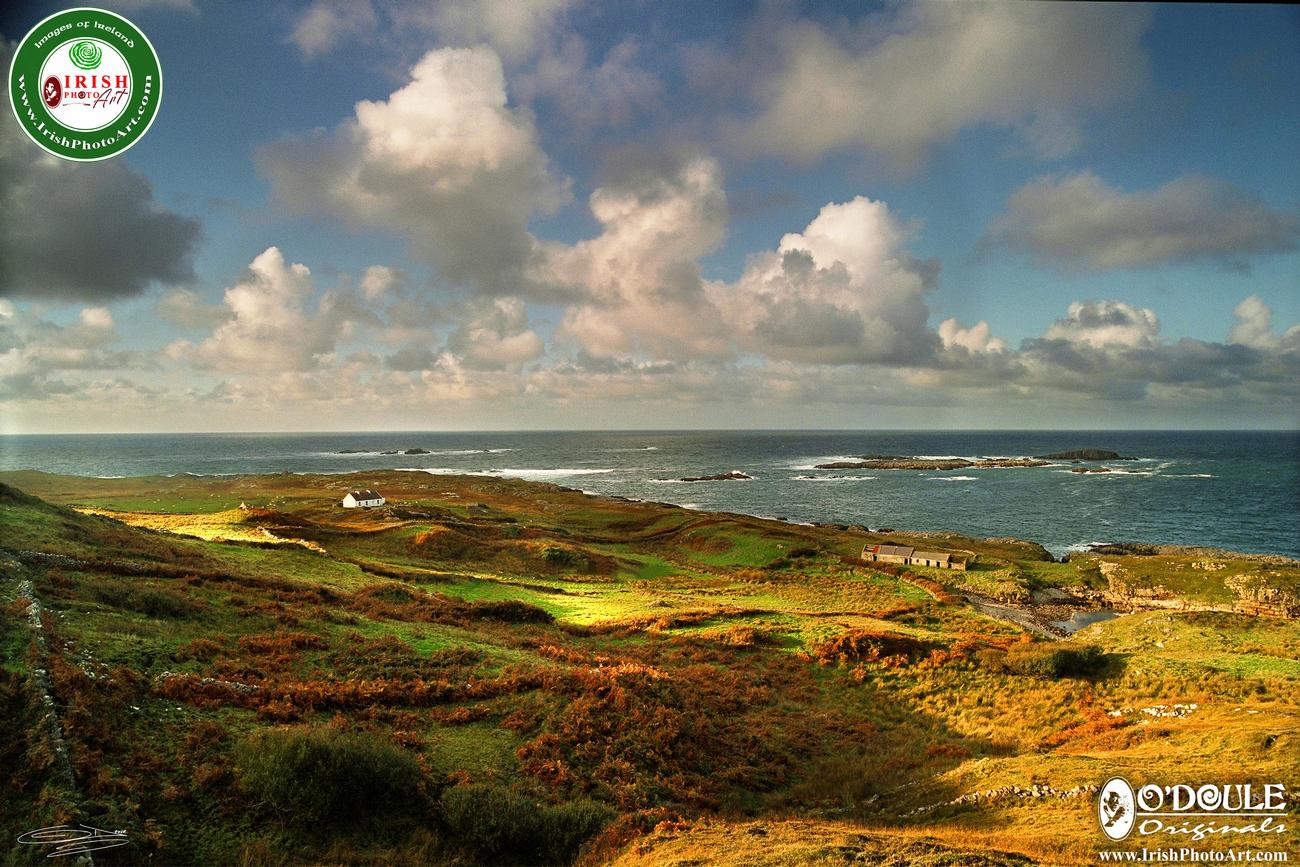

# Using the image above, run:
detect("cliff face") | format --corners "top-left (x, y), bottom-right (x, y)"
top-left (1224, 575), bottom-right (1300, 619)
top-left (1093, 560), bottom-right (1299, 619)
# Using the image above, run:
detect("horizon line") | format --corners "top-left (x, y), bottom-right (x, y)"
top-left (2, 427), bottom-right (1297, 437)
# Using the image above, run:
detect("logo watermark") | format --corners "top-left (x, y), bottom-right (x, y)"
top-left (8, 7), bottom-right (162, 160)
top-left (1097, 777), bottom-right (1291, 862)
top-left (17, 824), bottom-right (128, 858)
top-left (1102, 777), bottom-right (1140, 840)
top-left (1098, 847), bottom-right (1289, 862)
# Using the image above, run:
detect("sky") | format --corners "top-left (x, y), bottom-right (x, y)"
top-left (1, 0), bottom-right (1298, 433)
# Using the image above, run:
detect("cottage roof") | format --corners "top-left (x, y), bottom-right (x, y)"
top-left (912, 551), bottom-right (950, 563)
top-left (873, 544), bottom-right (914, 558)
top-left (347, 489), bottom-right (382, 500)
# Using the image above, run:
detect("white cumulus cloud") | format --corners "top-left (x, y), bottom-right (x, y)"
top-left (0, 302), bottom-right (141, 400)
top-left (176, 247), bottom-right (371, 373)
top-left (259, 47), bottom-right (568, 294)
top-left (715, 196), bottom-right (938, 364)
top-left (1043, 300), bottom-right (1161, 349)
top-left (540, 156), bottom-right (733, 360)
top-left (938, 319), bottom-right (1007, 355)
top-left (1228, 295), bottom-right (1300, 350)
top-left (448, 298), bottom-right (545, 371)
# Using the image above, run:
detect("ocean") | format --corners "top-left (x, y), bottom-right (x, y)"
top-left (1, 430), bottom-right (1296, 559)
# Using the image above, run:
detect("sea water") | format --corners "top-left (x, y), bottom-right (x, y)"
top-left (1, 430), bottom-right (1296, 558)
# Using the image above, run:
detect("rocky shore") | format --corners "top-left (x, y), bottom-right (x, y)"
top-left (814, 457), bottom-right (1048, 470)
top-left (812, 447), bottom-right (1139, 471)
top-left (334, 447), bottom-right (436, 455)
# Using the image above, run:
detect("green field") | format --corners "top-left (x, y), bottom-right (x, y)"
top-left (1, 470), bottom-right (1296, 865)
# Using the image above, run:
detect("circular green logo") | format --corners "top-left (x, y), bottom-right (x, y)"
top-left (8, 7), bottom-right (162, 161)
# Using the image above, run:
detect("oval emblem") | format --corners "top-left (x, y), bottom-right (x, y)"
top-left (42, 75), bottom-right (62, 108)
top-left (1098, 776), bottom-right (1136, 841)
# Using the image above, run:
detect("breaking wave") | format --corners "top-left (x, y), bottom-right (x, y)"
top-left (486, 468), bottom-right (614, 480)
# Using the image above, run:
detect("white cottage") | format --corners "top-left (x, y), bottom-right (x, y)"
top-left (342, 489), bottom-right (385, 508)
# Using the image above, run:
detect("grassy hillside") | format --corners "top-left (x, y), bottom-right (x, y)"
top-left (1, 470), bottom-right (1296, 865)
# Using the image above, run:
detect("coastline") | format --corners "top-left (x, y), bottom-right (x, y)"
top-left (2, 466), bottom-right (1298, 866)
top-left (3, 463), bottom-right (1298, 561)
top-left (2, 430), bottom-right (1295, 560)
top-left (4, 468), bottom-right (1296, 627)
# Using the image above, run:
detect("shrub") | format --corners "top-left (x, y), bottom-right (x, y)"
top-left (86, 579), bottom-right (203, 619)
top-left (1052, 645), bottom-right (1109, 677)
top-left (346, 583), bottom-right (450, 622)
top-left (1002, 643), bottom-right (1108, 678)
top-left (539, 799), bottom-right (615, 865)
top-left (812, 629), bottom-right (935, 666)
top-left (541, 545), bottom-right (588, 569)
top-left (440, 784), bottom-right (540, 864)
top-left (238, 631), bottom-right (326, 653)
top-left (713, 625), bottom-right (778, 648)
top-left (176, 637), bottom-right (224, 661)
top-left (975, 647), bottom-right (1008, 672)
top-left (411, 525), bottom-right (476, 558)
top-left (131, 586), bottom-right (201, 618)
top-left (236, 727), bottom-right (423, 828)
top-left (372, 584), bottom-right (420, 604)
top-left (470, 599), bottom-right (554, 624)
top-left (925, 741), bottom-right (972, 760)
top-left (439, 783), bottom-right (613, 866)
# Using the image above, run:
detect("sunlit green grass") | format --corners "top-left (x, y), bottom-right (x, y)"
top-left (427, 722), bottom-right (525, 779)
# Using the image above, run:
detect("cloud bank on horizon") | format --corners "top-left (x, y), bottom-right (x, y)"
top-left (0, 0), bottom-right (1297, 431)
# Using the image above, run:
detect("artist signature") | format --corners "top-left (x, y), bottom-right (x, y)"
top-left (91, 88), bottom-right (128, 110)
top-left (17, 825), bottom-right (128, 858)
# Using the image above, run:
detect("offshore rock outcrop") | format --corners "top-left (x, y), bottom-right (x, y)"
top-left (815, 457), bottom-right (1048, 470)
top-left (1037, 449), bottom-right (1136, 461)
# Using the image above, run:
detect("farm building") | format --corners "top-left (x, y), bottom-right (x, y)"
top-left (342, 489), bottom-right (385, 508)
top-left (911, 551), bottom-right (963, 569)
top-left (866, 544), bottom-right (914, 565)
top-left (862, 544), bottom-right (968, 570)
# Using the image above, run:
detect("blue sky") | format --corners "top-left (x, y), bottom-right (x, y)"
top-left (1, 1), bottom-right (1298, 431)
